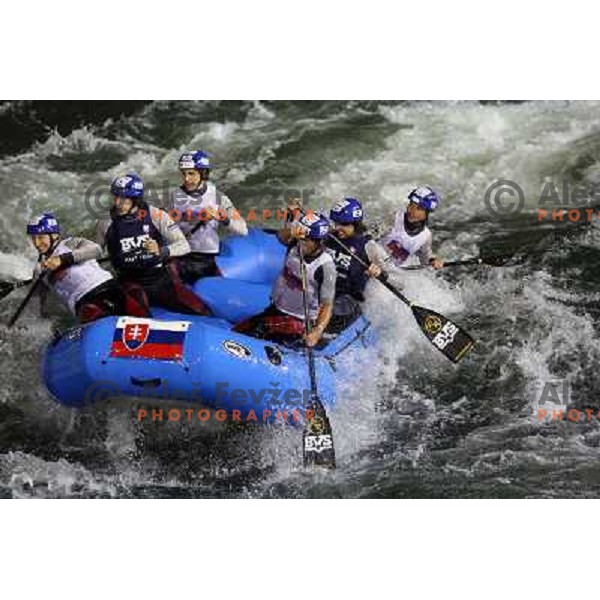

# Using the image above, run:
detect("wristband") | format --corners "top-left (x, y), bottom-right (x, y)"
top-left (60, 253), bottom-right (75, 268)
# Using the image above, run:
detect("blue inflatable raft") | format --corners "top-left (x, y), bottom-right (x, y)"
top-left (42, 229), bottom-right (375, 421)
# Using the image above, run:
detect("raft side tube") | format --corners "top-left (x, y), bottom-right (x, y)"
top-left (43, 314), bottom-right (337, 418)
top-left (193, 278), bottom-right (272, 323)
top-left (216, 228), bottom-right (287, 284)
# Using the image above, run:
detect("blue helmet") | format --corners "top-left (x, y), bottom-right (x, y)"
top-left (330, 197), bottom-right (364, 224)
top-left (110, 173), bottom-right (144, 199)
top-left (27, 213), bottom-right (60, 235)
top-left (179, 150), bottom-right (211, 171)
top-left (408, 186), bottom-right (440, 212)
top-left (299, 212), bottom-right (330, 240)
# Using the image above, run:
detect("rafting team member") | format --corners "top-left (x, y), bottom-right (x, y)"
top-left (325, 197), bottom-right (395, 332)
top-left (27, 213), bottom-right (149, 324)
top-left (235, 213), bottom-right (336, 347)
top-left (380, 186), bottom-right (445, 269)
top-left (166, 150), bottom-right (248, 284)
top-left (96, 173), bottom-right (211, 316)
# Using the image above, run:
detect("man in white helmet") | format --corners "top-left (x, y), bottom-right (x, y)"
top-left (166, 150), bottom-right (248, 283)
top-left (380, 186), bottom-right (445, 269)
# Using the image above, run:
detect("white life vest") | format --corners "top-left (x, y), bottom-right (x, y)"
top-left (272, 247), bottom-right (332, 319)
top-left (46, 239), bottom-right (113, 313)
top-left (380, 210), bottom-right (431, 265)
top-left (170, 182), bottom-right (221, 254)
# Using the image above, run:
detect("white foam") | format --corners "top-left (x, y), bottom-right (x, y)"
top-left (0, 253), bottom-right (34, 280)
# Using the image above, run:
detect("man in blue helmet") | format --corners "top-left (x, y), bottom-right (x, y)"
top-left (380, 186), bottom-right (445, 269)
top-left (324, 197), bottom-right (395, 332)
top-left (27, 213), bottom-right (150, 323)
top-left (235, 213), bottom-right (336, 347)
top-left (166, 150), bottom-right (248, 284)
top-left (96, 173), bottom-right (211, 316)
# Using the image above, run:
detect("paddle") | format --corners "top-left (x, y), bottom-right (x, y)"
top-left (400, 253), bottom-right (520, 270)
top-left (298, 242), bottom-right (336, 469)
top-left (0, 279), bottom-right (32, 301)
top-left (7, 272), bottom-right (47, 328)
top-left (325, 232), bottom-right (475, 364)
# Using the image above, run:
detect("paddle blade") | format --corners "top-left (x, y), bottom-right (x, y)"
top-left (411, 305), bottom-right (475, 363)
top-left (303, 401), bottom-right (336, 469)
top-left (0, 281), bottom-right (18, 301)
top-left (0, 278), bottom-right (32, 301)
top-left (480, 253), bottom-right (525, 267)
top-left (479, 238), bottom-right (530, 267)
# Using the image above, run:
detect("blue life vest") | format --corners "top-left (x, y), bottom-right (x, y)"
top-left (325, 234), bottom-right (370, 300)
top-left (105, 201), bottom-right (164, 278)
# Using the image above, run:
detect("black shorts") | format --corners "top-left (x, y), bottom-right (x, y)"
top-left (326, 294), bottom-right (362, 334)
top-left (175, 253), bottom-right (220, 285)
top-left (75, 279), bottom-right (150, 323)
top-left (119, 264), bottom-right (210, 316)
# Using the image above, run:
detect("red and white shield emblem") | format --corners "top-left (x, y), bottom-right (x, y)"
top-left (122, 322), bottom-right (149, 351)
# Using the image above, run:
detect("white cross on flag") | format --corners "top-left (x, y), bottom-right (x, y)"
top-left (123, 322), bottom-right (150, 351)
top-left (110, 317), bottom-right (191, 361)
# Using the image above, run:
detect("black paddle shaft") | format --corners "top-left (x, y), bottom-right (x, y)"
top-left (400, 254), bottom-right (521, 271)
top-left (8, 273), bottom-right (46, 328)
top-left (401, 258), bottom-right (484, 271)
top-left (298, 242), bottom-right (336, 469)
top-left (298, 247), bottom-right (320, 404)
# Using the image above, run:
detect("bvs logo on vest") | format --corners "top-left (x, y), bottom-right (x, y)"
top-left (328, 248), bottom-right (352, 269)
top-left (120, 234), bottom-right (150, 253)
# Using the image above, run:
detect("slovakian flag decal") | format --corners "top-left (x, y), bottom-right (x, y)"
top-left (110, 317), bottom-right (191, 361)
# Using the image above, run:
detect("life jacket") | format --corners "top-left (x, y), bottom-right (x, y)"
top-left (325, 233), bottom-right (370, 300)
top-left (380, 211), bottom-right (431, 264)
top-left (170, 182), bottom-right (221, 254)
top-left (272, 246), bottom-right (332, 319)
top-left (105, 201), bottom-right (164, 278)
top-left (45, 239), bottom-right (113, 313)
